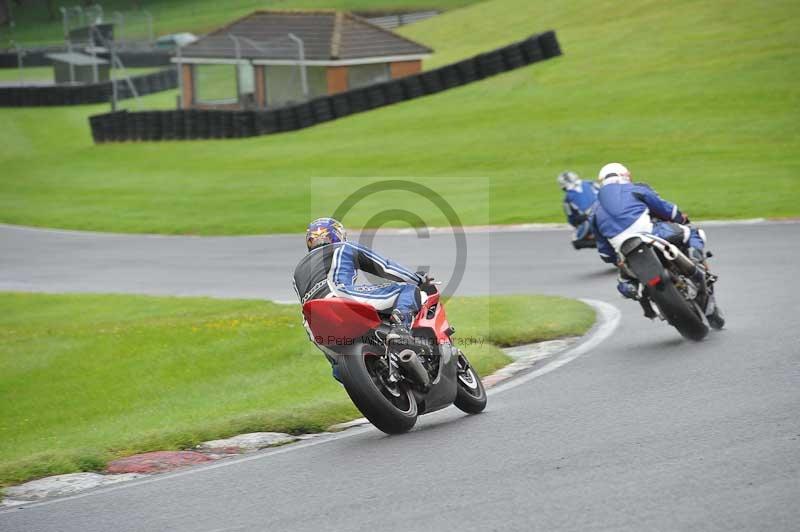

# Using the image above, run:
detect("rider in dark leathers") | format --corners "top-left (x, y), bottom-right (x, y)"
top-left (293, 218), bottom-right (427, 380)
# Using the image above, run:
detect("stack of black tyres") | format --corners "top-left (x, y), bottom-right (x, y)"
top-left (221, 111), bottom-right (235, 138)
top-left (255, 110), bottom-right (280, 135)
top-left (345, 88), bottom-right (370, 114)
top-left (88, 114), bottom-right (105, 143)
top-left (500, 42), bottom-right (526, 69)
top-left (366, 85), bottom-right (386, 109)
top-left (86, 30), bottom-right (562, 142)
top-left (476, 49), bottom-right (506, 78)
top-left (330, 94), bottom-right (350, 118)
top-left (294, 103), bottom-right (316, 129)
top-left (382, 79), bottom-right (406, 105)
top-left (208, 111), bottom-right (222, 139)
top-left (309, 97), bottom-right (334, 124)
top-left (400, 75), bottom-right (425, 100)
top-left (538, 30), bottom-right (562, 58)
top-left (277, 107), bottom-right (299, 132)
top-left (161, 111), bottom-right (175, 140)
top-left (110, 110), bottom-right (127, 141)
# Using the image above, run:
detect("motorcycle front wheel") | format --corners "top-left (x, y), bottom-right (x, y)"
top-left (453, 352), bottom-right (487, 414)
top-left (338, 347), bottom-right (418, 434)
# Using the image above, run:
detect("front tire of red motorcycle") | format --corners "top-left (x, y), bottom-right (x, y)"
top-left (338, 349), bottom-right (418, 435)
top-left (454, 354), bottom-right (487, 414)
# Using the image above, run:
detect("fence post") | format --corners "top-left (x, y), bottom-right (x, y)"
top-left (228, 34), bottom-right (243, 107)
top-left (12, 41), bottom-right (24, 85)
top-left (176, 44), bottom-right (183, 109)
top-left (89, 24), bottom-right (99, 83)
top-left (114, 11), bottom-right (124, 46)
top-left (288, 33), bottom-right (309, 99)
top-left (144, 10), bottom-right (154, 45)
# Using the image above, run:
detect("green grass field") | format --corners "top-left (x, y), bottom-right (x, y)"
top-left (1, 0), bottom-right (480, 46)
top-left (0, 66), bottom-right (161, 83)
top-left (0, 0), bottom-right (797, 234)
top-left (0, 291), bottom-right (594, 487)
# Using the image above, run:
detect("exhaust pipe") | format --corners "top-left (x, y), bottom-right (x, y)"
top-left (650, 239), bottom-right (699, 277)
top-left (670, 249), bottom-right (699, 277)
top-left (396, 349), bottom-right (430, 389)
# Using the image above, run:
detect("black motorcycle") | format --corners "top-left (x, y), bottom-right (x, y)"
top-left (571, 219), bottom-right (597, 249)
top-left (619, 232), bottom-right (724, 340)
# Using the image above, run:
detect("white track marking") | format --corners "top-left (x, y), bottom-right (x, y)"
top-left (488, 299), bottom-right (620, 395)
top-left (0, 299), bottom-right (621, 513)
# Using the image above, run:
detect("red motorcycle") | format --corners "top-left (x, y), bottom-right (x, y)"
top-left (302, 285), bottom-right (487, 434)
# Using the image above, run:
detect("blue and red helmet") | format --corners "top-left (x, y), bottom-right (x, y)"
top-left (306, 218), bottom-right (346, 251)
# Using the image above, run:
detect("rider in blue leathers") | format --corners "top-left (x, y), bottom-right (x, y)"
top-left (558, 171), bottom-right (598, 247)
top-left (558, 171), bottom-right (599, 228)
top-left (590, 163), bottom-right (707, 312)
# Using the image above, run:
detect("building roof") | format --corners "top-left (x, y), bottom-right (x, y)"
top-left (179, 11), bottom-right (433, 62)
top-left (46, 52), bottom-right (109, 66)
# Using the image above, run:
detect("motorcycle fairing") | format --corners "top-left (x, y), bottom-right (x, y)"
top-left (302, 298), bottom-right (381, 346)
top-left (412, 289), bottom-right (452, 344)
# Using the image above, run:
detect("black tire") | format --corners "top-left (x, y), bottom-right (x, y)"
top-left (453, 352), bottom-right (487, 414)
top-left (338, 348), bottom-right (418, 434)
top-left (648, 276), bottom-right (709, 341)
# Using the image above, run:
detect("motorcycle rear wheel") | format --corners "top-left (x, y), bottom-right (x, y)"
top-left (338, 347), bottom-right (418, 434)
top-left (648, 276), bottom-right (709, 341)
top-left (454, 352), bottom-right (487, 414)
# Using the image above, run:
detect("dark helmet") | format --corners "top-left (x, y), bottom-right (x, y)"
top-left (305, 218), bottom-right (346, 251)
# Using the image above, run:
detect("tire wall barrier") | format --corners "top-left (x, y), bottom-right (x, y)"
top-left (89, 30), bottom-right (562, 143)
top-left (0, 67), bottom-right (178, 107)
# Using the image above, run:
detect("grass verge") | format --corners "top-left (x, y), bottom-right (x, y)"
top-left (0, 291), bottom-right (594, 488)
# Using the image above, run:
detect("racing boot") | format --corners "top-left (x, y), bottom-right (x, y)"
top-left (386, 309), bottom-right (415, 351)
top-left (617, 279), bottom-right (639, 300)
top-left (617, 277), bottom-right (656, 320)
top-left (687, 247), bottom-right (708, 291)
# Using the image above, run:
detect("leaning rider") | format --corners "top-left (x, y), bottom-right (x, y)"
top-left (557, 170), bottom-right (599, 230)
top-left (590, 163), bottom-right (708, 316)
top-left (292, 218), bottom-right (429, 379)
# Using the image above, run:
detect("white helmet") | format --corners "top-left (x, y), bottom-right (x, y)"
top-left (597, 162), bottom-right (631, 185)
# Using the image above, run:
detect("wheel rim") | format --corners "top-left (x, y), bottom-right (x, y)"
top-left (457, 355), bottom-right (482, 396)
top-left (364, 354), bottom-right (415, 414)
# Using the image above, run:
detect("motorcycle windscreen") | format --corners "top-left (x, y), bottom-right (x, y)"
top-left (302, 298), bottom-right (382, 346)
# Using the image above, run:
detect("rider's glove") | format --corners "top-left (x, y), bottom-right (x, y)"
top-left (417, 273), bottom-right (435, 286)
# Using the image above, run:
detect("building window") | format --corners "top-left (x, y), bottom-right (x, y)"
top-left (195, 64), bottom-right (238, 105)
top-left (347, 63), bottom-right (390, 90)
top-left (264, 65), bottom-right (327, 108)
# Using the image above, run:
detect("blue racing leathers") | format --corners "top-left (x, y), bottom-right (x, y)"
top-left (590, 181), bottom-right (704, 264)
top-left (562, 180), bottom-right (599, 227)
top-left (293, 241), bottom-right (423, 325)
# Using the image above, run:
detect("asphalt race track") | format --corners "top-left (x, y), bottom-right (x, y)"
top-left (1, 221), bottom-right (799, 531)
